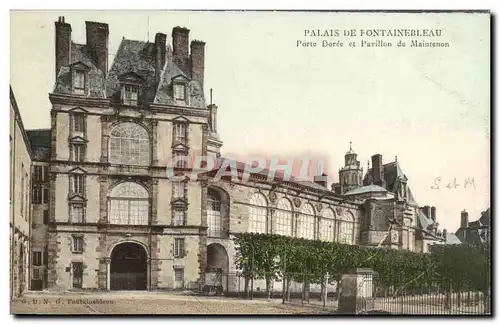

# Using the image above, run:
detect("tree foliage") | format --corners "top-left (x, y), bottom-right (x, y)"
top-left (234, 233), bottom-right (490, 291)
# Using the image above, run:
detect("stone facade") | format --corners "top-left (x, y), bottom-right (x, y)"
top-left (16, 17), bottom-right (447, 294)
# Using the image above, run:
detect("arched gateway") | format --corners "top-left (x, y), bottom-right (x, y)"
top-left (110, 242), bottom-right (148, 290)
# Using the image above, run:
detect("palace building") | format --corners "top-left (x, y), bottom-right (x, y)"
top-left (18, 17), bottom-right (453, 293)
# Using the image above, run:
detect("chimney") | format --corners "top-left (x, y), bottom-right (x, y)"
top-left (190, 40), bottom-right (205, 86)
top-left (461, 210), bottom-right (469, 228)
top-left (371, 154), bottom-right (385, 187)
top-left (85, 21), bottom-right (109, 79)
top-left (430, 206), bottom-right (436, 222)
top-left (208, 104), bottom-right (218, 133)
top-left (155, 33), bottom-right (167, 85)
top-left (54, 16), bottom-right (72, 78)
top-left (172, 27), bottom-right (190, 74)
top-left (314, 173), bottom-right (328, 188)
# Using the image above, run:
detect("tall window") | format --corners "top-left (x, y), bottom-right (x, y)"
top-left (72, 144), bottom-right (86, 162)
top-left (172, 181), bottom-right (187, 200)
top-left (72, 235), bottom-right (84, 253)
top-left (337, 211), bottom-right (355, 245)
top-left (173, 83), bottom-right (186, 101)
top-left (123, 85), bottom-right (139, 106)
top-left (108, 182), bottom-right (149, 225)
top-left (109, 123), bottom-right (150, 166)
top-left (70, 203), bottom-right (85, 223)
top-left (173, 123), bottom-right (187, 144)
top-left (20, 173), bottom-right (24, 216)
top-left (174, 238), bottom-right (185, 258)
top-left (34, 165), bottom-right (43, 182)
top-left (43, 188), bottom-right (49, 204)
top-left (320, 208), bottom-right (336, 242)
top-left (297, 203), bottom-right (315, 239)
top-left (172, 151), bottom-right (188, 168)
top-left (172, 208), bottom-right (186, 226)
top-left (73, 71), bottom-right (85, 95)
top-left (71, 114), bottom-right (86, 133)
top-left (274, 198), bottom-right (293, 236)
top-left (32, 185), bottom-right (42, 204)
top-left (32, 251), bottom-right (42, 266)
top-left (207, 189), bottom-right (222, 237)
top-left (249, 193), bottom-right (267, 234)
top-left (71, 174), bottom-right (85, 195)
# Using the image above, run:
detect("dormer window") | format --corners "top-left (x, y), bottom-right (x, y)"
top-left (174, 83), bottom-right (186, 101)
top-left (74, 71), bottom-right (86, 95)
top-left (70, 62), bottom-right (90, 96)
top-left (122, 84), bottom-right (139, 106)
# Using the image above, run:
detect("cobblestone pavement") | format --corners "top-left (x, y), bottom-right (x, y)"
top-left (11, 293), bottom-right (330, 315)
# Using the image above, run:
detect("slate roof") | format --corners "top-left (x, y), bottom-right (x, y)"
top-left (54, 36), bottom-right (206, 108)
top-left (26, 129), bottom-right (51, 161)
top-left (344, 185), bottom-right (388, 196)
top-left (418, 209), bottom-right (435, 231)
top-left (106, 39), bottom-right (157, 105)
top-left (445, 233), bottom-right (462, 245)
top-left (54, 42), bottom-right (106, 98)
top-left (154, 45), bottom-right (206, 108)
top-left (363, 160), bottom-right (417, 204)
top-left (454, 208), bottom-right (491, 245)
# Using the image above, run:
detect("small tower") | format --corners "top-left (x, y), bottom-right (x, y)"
top-left (339, 142), bottom-right (363, 194)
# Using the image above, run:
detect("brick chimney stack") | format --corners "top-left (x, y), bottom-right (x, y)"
top-left (190, 40), bottom-right (205, 86)
top-left (371, 154), bottom-right (385, 188)
top-left (430, 206), bottom-right (436, 222)
top-left (172, 27), bottom-right (190, 74)
top-left (54, 16), bottom-right (72, 78)
top-left (314, 173), bottom-right (328, 188)
top-left (461, 210), bottom-right (469, 228)
top-left (85, 21), bottom-right (109, 79)
top-left (154, 33), bottom-right (167, 85)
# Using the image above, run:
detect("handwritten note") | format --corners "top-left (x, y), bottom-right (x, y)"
top-left (431, 177), bottom-right (476, 190)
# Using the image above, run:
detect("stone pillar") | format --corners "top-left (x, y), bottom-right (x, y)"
top-left (100, 118), bottom-right (109, 163)
top-left (151, 179), bottom-right (159, 225)
top-left (338, 268), bottom-right (375, 314)
top-left (151, 120), bottom-right (158, 166)
top-left (98, 258), bottom-right (108, 290)
top-left (99, 176), bottom-right (109, 223)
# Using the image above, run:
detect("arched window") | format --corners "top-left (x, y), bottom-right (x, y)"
top-left (337, 211), bottom-right (355, 244)
top-left (249, 193), bottom-right (267, 234)
top-left (297, 203), bottom-right (315, 239)
top-left (108, 182), bottom-right (149, 225)
top-left (109, 122), bottom-right (150, 166)
top-left (207, 189), bottom-right (222, 237)
top-left (320, 208), bottom-right (336, 242)
top-left (274, 198), bottom-right (292, 236)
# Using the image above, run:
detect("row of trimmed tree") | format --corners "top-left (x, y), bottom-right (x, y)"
top-left (233, 233), bottom-right (491, 301)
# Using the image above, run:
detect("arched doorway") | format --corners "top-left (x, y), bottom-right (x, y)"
top-left (110, 242), bottom-right (148, 290)
top-left (205, 243), bottom-right (229, 293)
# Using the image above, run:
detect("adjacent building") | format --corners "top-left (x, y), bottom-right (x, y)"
top-left (10, 87), bottom-right (32, 297)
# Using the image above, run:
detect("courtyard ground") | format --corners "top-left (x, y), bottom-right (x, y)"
top-left (11, 291), bottom-right (329, 315)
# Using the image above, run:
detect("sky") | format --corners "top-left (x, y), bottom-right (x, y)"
top-left (10, 11), bottom-right (490, 231)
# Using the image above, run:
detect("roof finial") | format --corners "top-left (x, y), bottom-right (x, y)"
top-left (395, 155), bottom-right (398, 162)
top-left (349, 141), bottom-right (352, 151)
top-left (367, 160), bottom-right (370, 168)
top-left (210, 88), bottom-right (213, 105)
